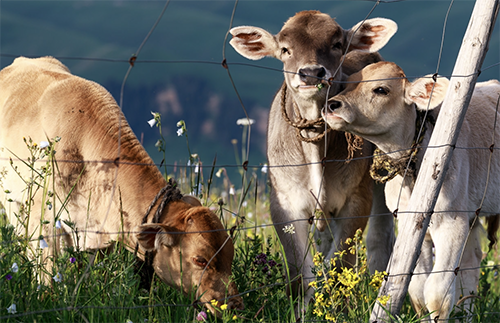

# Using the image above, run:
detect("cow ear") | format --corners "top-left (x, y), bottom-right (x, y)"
top-left (181, 195), bottom-right (202, 207)
top-left (229, 26), bottom-right (280, 60)
top-left (136, 224), bottom-right (179, 251)
top-left (346, 18), bottom-right (397, 53)
top-left (405, 75), bottom-right (450, 110)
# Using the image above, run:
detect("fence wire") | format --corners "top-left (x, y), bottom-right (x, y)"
top-left (1, 0), bottom-right (500, 321)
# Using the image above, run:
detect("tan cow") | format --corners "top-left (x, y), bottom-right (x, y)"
top-left (323, 61), bottom-right (500, 320)
top-left (229, 11), bottom-right (397, 304)
top-left (0, 56), bottom-right (243, 314)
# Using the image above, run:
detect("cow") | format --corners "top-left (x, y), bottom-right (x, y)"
top-left (0, 56), bottom-right (243, 314)
top-left (229, 10), bottom-right (398, 305)
top-left (323, 61), bottom-right (500, 320)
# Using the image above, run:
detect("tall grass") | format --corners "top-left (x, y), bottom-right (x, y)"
top-left (1, 120), bottom-right (500, 322)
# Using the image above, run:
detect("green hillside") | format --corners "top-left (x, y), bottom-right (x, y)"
top-left (1, 0), bottom-right (499, 171)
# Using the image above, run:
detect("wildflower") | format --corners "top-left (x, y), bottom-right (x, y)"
top-left (11, 263), bottom-right (18, 273)
top-left (220, 304), bottom-right (228, 310)
top-left (233, 315), bottom-right (238, 320)
top-left (283, 224), bottom-right (295, 235)
top-left (39, 141), bottom-right (50, 149)
top-left (147, 118), bottom-right (156, 127)
top-left (313, 252), bottom-right (324, 266)
top-left (261, 164), bottom-right (268, 173)
top-left (229, 186), bottom-right (235, 195)
top-left (236, 118), bottom-right (255, 126)
top-left (55, 220), bottom-right (61, 229)
top-left (126, 320), bottom-right (133, 323)
top-left (53, 272), bottom-right (62, 283)
top-left (196, 311), bottom-right (207, 321)
top-left (210, 299), bottom-right (218, 308)
top-left (6, 304), bottom-right (16, 314)
top-left (177, 120), bottom-right (186, 136)
top-left (194, 163), bottom-right (199, 173)
top-left (148, 111), bottom-right (160, 127)
top-left (39, 238), bottom-right (48, 249)
top-left (377, 294), bottom-right (391, 306)
top-left (215, 168), bottom-right (224, 178)
top-left (5, 274), bottom-right (12, 281)
top-left (70, 257), bottom-right (76, 264)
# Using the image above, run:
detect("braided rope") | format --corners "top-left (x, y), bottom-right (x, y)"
top-left (280, 83), bottom-right (331, 143)
top-left (370, 110), bottom-right (435, 184)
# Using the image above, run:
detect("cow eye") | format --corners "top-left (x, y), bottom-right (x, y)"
top-left (193, 256), bottom-right (208, 268)
top-left (281, 47), bottom-right (290, 55)
top-left (332, 42), bottom-right (342, 50)
top-left (373, 87), bottom-right (389, 95)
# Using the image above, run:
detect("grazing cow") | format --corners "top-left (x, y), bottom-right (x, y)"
top-left (0, 56), bottom-right (243, 314)
top-left (229, 10), bottom-right (397, 303)
top-left (323, 61), bottom-right (500, 320)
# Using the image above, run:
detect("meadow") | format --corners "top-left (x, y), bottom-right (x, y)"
top-left (1, 120), bottom-right (500, 323)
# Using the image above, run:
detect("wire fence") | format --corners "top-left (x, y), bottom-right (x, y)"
top-left (1, 0), bottom-right (500, 321)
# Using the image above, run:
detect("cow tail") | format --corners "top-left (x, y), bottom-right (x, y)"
top-left (485, 214), bottom-right (500, 251)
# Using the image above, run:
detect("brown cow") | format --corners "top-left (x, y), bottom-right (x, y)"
top-left (229, 11), bottom-right (397, 305)
top-left (0, 56), bottom-right (243, 314)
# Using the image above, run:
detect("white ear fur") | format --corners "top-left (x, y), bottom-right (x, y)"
top-left (229, 26), bottom-right (279, 60)
top-left (406, 75), bottom-right (450, 110)
top-left (347, 18), bottom-right (398, 53)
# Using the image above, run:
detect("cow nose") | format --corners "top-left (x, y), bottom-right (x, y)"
top-left (299, 66), bottom-right (327, 83)
top-left (328, 100), bottom-right (342, 111)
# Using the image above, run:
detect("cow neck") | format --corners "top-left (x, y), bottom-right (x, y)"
top-left (280, 83), bottom-right (332, 143)
top-left (135, 178), bottom-right (184, 267)
top-left (369, 108), bottom-right (435, 184)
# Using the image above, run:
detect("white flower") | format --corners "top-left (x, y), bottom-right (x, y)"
top-left (283, 224), bottom-right (295, 235)
top-left (39, 141), bottom-right (50, 149)
top-left (11, 263), bottom-right (18, 273)
top-left (39, 238), bottom-right (48, 249)
top-left (147, 118), bottom-right (156, 127)
top-left (215, 168), bottom-right (224, 178)
top-left (236, 118), bottom-right (255, 126)
top-left (6, 304), bottom-right (16, 314)
top-left (247, 212), bottom-right (253, 219)
top-left (126, 320), bottom-right (133, 323)
top-left (261, 164), bottom-right (268, 174)
top-left (53, 272), bottom-right (62, 283)
top-left (55, 220), bottom-right (62, 229)
top-left (229, 186), bottom-right (235, 196)
top-left (194, 164), bottom-right (199, 174)
top-left (177, 128), bottom-right (184, 136)
top-left (176, 120), bottom-right (184, 127)
top-left (242, 201), bottom-right (248, 207)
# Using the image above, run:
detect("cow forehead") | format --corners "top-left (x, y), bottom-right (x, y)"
top-left (186, 207), bottom-right (232, 253)
top-left (278, 11), bottom-right (343, 47)
top-left (347, 62), bottom-right (407, 91)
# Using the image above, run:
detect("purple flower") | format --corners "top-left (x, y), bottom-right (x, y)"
top-left (70, 257), bottom-right (76, 264)
top-left (196, 311), bottom-right (207, 321)
top-left (268, 260), bottom-right (277, 268)
top-left (5, 274), bottom-right (12, 281)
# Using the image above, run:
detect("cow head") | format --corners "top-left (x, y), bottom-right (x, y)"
top-left (323, 62), bottom-right (449, 151)
top-left (230, 11), bottom-right (397, 105)
top-left (135, 196), bottom-right (243, 315)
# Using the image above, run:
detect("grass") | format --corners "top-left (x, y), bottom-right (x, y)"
top-left (1, 122), bottom-right (500, 322)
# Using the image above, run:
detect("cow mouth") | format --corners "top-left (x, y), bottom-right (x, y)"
top-left (321, 110), bottom-right (347, 125)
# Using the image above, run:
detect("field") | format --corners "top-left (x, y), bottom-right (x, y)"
top-left (1, 125), bottom-right (500, 323)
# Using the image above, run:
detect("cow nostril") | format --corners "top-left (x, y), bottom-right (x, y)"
top-left (328, 100), bottom-right (342, 111)
top-left (317, 67), bottom-right (326, 78)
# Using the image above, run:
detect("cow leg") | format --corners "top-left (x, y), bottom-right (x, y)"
top-left (455, 221), bottom-right (482, 317)
top-left (270, 191), bottom-right (315, 311)
top-left (424, 216), bottom-right (469, 321)
top-left (408, 234), bottom-right (433, 319)
top-left (366, 181), bottom-right (394, 274)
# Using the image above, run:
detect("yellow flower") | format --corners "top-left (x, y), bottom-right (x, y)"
top-left (220, 304), bottom-right (228, 310)
top-left (325, 312), bottom-right (337, 322)
top-left (210, 299), bottom-right (218, 307)
top-left (313, 252), bottom-right (324, 266)
top-left (377, 295), bottom-right (391, 306)
top-left (309, 281), bottom-right (318, 288)
top-left (232, 315), bottom-right (238, 320)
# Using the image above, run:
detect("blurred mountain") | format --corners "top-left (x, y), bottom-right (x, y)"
top-left (1, 0), bottom-right (499, 173)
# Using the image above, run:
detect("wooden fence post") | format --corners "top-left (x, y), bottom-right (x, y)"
top-left (370, 0), bottom-right (499, 321)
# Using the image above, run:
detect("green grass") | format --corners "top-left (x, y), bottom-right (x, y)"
top-left (1, 126), bottom-right (500, 322)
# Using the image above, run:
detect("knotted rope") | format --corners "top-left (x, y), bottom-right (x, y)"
top-left (135, 178), bottom-right (183, 266)
top-left (370, 110), bottom-right (435, 184)
top-left (280, 83), bottom-right (363, 160)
